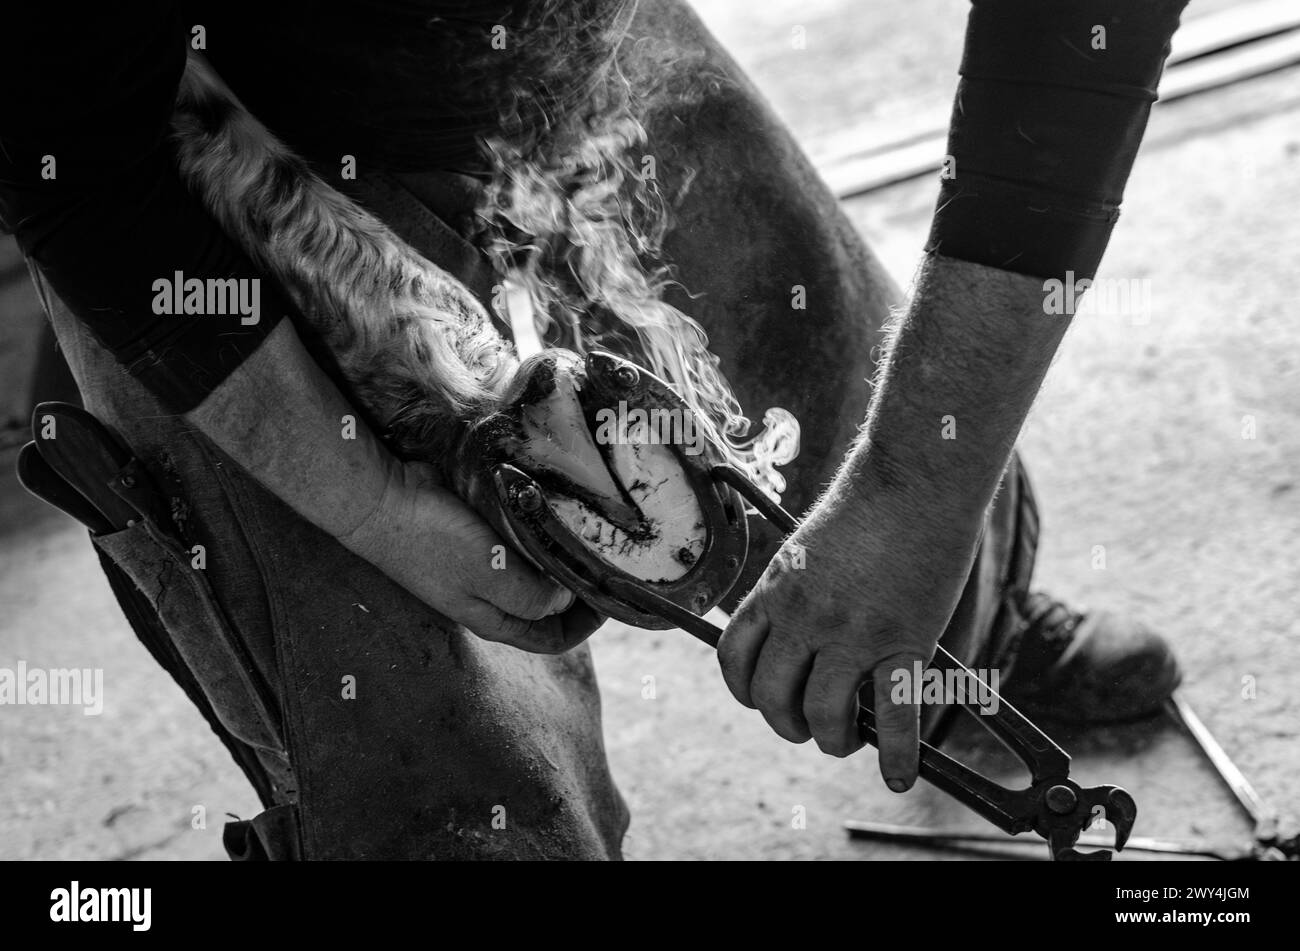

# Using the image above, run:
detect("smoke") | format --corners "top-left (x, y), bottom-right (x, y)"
top-left (470, 0), bottom-right (800, 496)
top-left (169, 2), bottom-right (800, 495)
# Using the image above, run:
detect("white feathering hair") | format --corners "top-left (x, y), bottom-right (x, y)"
top-left (172, 54), bottom-right (517, 458)
top-left (171, 39), bottom-right (796, 494)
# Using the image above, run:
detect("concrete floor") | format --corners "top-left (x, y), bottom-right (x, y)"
top-left (2, 1), bottom-right (1297, 860)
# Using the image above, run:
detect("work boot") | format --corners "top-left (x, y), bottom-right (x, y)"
top-left (997, 591), bottom-right (1181, 722)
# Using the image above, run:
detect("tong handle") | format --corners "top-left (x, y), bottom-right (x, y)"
top-left (712, 464), bottom-right (1070, 780)
top-left (712, 465), bottom-right (799, 534)
top-left (857, 707), bottom-right (1036, 835)
top-left (927, 649), bottom-right (1070, 781)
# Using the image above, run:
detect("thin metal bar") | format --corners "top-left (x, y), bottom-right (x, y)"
top-left (711, 464), bottom-right (799, 534)
top-left (601, 576), bottom-right (723, 649)
top-left (844, 820), bottom-right (1244, 861)
top-left (929, 645), bottom-right (1070, 780)
top-left (1165, 695), bottom-right (1273, 828)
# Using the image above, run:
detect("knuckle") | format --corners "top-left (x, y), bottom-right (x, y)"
top-left (717, 659), bottom-right (756, 709)
top-left (876, 697), bottom-right (917, 729)
top-left (802, 695), bottom-right (842, 731)
top-left (715, 640), bottom-right (743, 678)
top-left (515, 589), bottom-right (554, 621)
top-left (749, 681), bottom-right (789, 717)
top-left (492, 615), bottom-right (531, 646)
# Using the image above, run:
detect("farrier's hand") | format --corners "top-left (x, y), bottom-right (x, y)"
top-left (346, 457), bottom-right (602, 654)
top-left (718, 256), bottom-right (1073, 791)
top-left (717, 462), bottom-right (986, 790)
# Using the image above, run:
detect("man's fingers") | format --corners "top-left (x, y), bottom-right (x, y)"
top-left (473, 560), bottom-right (574, 621)
top-left (556, 600), bottom-right (606, 646)
top-left (803, 652), bottom-right (868, 757)
top-left (460, 599), bottom-right (571, 654)
top-left (872, 655), bottom-right (924, 792)
top-left (716, 592), bottom-right (771, 708)
top-left (749, 631), bottom-right (814, 743)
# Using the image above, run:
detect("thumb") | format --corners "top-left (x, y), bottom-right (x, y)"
top-left (871, 652), bottom-right (927, 792)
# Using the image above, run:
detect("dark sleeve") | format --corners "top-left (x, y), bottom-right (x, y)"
top-left (925, 0), bottom-right (1190, 281)
top-left (0, 4), bottom-right (290, 412)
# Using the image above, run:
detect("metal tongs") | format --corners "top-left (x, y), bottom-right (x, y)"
top-left (494, 453), bottom-right (1137, 861)
top-left (843, 696), bottom-right (1297, 862)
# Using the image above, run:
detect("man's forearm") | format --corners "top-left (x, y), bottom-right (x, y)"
top-left (836, 0), bottom-right (1189, 518)
top-left (834, 254), bottom-right (1070, 520)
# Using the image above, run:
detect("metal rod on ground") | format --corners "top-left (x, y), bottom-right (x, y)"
top-left (843, 820), bottom-right (1247, 861)
top-left (1164, 695), bottom-right (1274, 831)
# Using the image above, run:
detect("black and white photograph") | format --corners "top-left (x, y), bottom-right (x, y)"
top-left (0, 0), bottom-right (1295, 917)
